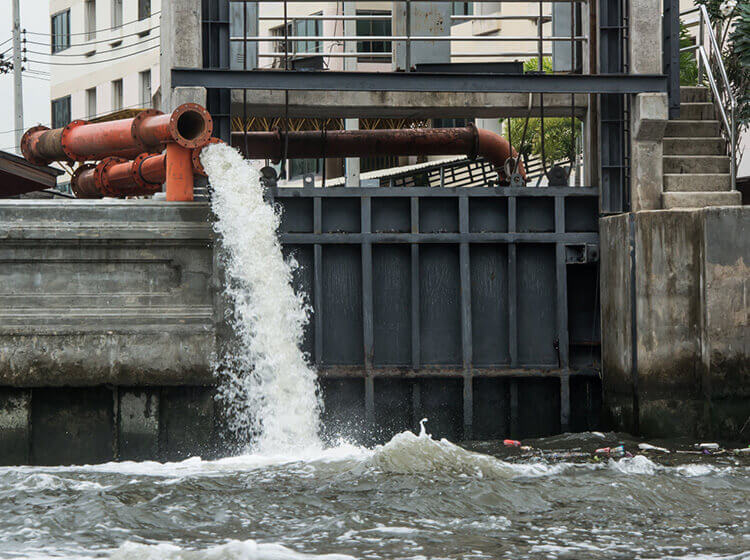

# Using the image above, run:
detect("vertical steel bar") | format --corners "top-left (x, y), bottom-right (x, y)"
top-left (459, 195), bottom-right (473, 440)
top-left (405, 0), bottom-right (412, 72)
top-left (361, 197), bottom-right (374, 427)
top-left (554, 196), bottom-right (570, 369)
top-left (508, 196), bottom-right (518, 367)
top-left (510, 379), bottom-right (519, 438)
top-left (560, 374), bottom-right (571, 432)
top-left (314, 197), bottom-right (323, 366)
top-left (538, 1), bottom-right (544, 71)
top-left (411, 196), bottom-right (420, 370)
top-left (411, 380), bottom-right (422, 431)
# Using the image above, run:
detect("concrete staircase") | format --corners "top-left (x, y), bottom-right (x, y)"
top-left (662, 86), bottom-right (741, 208)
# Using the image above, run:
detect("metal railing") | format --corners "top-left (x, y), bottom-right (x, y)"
top-left (231, 1), bottom-right (585, 72)
top-left (681, 5), bottom-right (737, 190)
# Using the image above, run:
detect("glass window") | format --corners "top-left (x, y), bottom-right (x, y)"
top-left (294, 16), bottom-right (322, 54)
top-left (86, 88), bottom-right (97, 119)
top-left (452, 2), bottom-right (474, 16)
top-left (140, 70), bottom-right (152, 107)
top-left (289, 158), bottom-right (323, 180)
top-left (85, 0), bottom-right (96, 40)
top-left (356, 11), bottom-right (392, 61)
top-left (138, 0), bottom-right (151, 20)
top-left (433, 117), bottom-right (472, 128)
top-left (112, 0), bottom-right (123, 28)
top-left (50, 10), bottom-right (70, 53)
top-left (51, 96), bottom-right (71, 129)
top-left (112, 79), bottom-right (123, 111)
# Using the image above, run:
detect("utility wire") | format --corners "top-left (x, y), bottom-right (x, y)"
top-left (26, 12), bottom-right (161, 37)
top-left (23, 26), bottom-right (160, 48)
top-left (26, 35), bottom-right (160, 57)
top-left (26, 44), bottom-right (159, 65)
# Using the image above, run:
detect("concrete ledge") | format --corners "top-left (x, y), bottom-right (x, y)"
top-left (0, 201), bottom-right (216, 388)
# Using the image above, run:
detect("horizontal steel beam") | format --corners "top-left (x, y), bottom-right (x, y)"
top-left (271, 186), bottom-right (599, 197)
top-left (316, 366), bottom-right (601, 378)
top-left (279, 233), bottom-right (599, 244)
top-left (173, 69), bottom-right (667, 94)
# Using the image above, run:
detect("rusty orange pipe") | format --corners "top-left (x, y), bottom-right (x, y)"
top-left (165, 143), bottom-right (194, 201)
top-left (230, 126), bottom-right (525, 179)
top-left (21, 103), bottom-right (213, 166)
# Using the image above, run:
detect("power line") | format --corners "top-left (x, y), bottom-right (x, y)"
top-left (0, 38), bottom-right (10, 48)
top-left (23, 26), bottom-right (160, 49)
top-left (22, 73), bottom-right (49, 82)
top-left (26, 44), bottom-right (159, 66)
top-left (25, 35), bottom-right (160, 57)
top-left (26, 11), bottom-right (161, 37)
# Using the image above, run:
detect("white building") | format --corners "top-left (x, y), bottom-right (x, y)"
top-left (48, 0), bottom-right (161, 128)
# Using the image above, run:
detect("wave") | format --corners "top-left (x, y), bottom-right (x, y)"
top-left (109, 540), bottom-right (356, 560)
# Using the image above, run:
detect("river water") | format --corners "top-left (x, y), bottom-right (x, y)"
top-left (0, 430), bottom-right (748, 559)
top-left (4, 146), bottom-right (747, 559)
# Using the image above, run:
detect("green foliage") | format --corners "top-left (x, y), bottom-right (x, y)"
top-left (680, 22), bottom-right (699, 86)
top-left (505, 58), bottom-right (581, 162)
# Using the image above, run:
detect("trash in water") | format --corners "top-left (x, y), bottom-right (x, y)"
top-left (591, 432), bottom-right (606, 438)
top-left (695, 443), bottom-right (720, 450)
top-left (503, 439), bottom-right (521, 447)
top-left (638, 443), bottom-right (670, 453)
top-left (734, 447), bottom-right (750, 455)
top-left (595, 445), bottom-right (625, 455)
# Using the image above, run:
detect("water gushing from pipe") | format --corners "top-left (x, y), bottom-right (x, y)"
top-left (201, 143), bottom-right (322, 454)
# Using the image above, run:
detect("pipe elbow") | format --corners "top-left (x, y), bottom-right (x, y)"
top-left (475, 128), bottom-right (526, 181)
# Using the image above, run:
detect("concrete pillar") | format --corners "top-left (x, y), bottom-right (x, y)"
top-left (630, 93), bottom-right (669, 211)
top-left (628, 0), bottom-right (667, 210)
top-left (160, 0), bottom-right (204, 112)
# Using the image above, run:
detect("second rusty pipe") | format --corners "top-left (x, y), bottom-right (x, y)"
top-left (22, 103), bottom-right (213, 166)
top-left (230, 126), bottom-right (525, 178)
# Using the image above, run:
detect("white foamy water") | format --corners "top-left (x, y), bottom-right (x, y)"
top-left (201, 144), bottom-right (322, 454)
top-left (109, 540), bottom-right (356, 560)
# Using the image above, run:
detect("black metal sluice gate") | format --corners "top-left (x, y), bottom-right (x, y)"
top-left (272, 185), bottom-right (602, 442)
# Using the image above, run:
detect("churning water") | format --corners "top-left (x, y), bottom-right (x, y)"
top-left (1, 144), bottom-right (747, 559)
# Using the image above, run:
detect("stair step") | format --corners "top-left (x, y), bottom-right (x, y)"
top-left (663, 155), bottom-right (730, 174)
top-left (676, 102), bottom-right (715, 120)
top-left (664, 137), bottom-right (726, 155)
top-left (680, 86), bottom-right (709, 103)
top-left (662, 191), bottom-right (741, 208)
top-left (664, 173), bottom-right (731, 192)
top-left (665, 120), bottom-right (721, 137)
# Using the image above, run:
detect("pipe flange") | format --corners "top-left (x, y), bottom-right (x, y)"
top-left (191, 137), bottom-right (224, 176)
top-left (96, 156), bottom-right (128, 197)
top-left (169, 103), bottom-right (213, 149)
top-left (132, 152), bottom-right (163, 192)
top-left (131, 108), bottom-right (164, 151)
top-left (465, 122), bottom-right (479, 161)
top-left (20, 125), bottom-right (51, 166)
top-left (60, 120), bottom-right (90, 161)
top-left (71, 163), bottom-right (100, 198)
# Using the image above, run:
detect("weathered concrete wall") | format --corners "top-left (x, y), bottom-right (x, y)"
top-left (601, 207), bottom-right (750, 439)
top-left (0, 201), bottom-right (215, 387)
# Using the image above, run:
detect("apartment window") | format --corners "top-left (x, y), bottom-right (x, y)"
top-left (86, 88), bottom-right (97, 119)
top-left (50, 10), bottom-right (70, 53)
top-left (51, 96), bottom-right (71, 129)
top-left (112, 79), bottom-right (123, 111)
top-left (452, 2), bottom-right (474, 16)
top-left (434, 117), bottom-right (471, 128)
top-left (85, 0), bottom-right (96, 40)
top-left (138, 0), bottom-right (151, 20)
top-left (356, 11), bottom-right (392, 61)
top-left (272, 16), bottom-right (322, 56)
top-left (140, 70), bottom-right (152, 107)
top-left (289, 158), bottom-right (323, 180)
top-left (112, 0), bottom-right (123, 28)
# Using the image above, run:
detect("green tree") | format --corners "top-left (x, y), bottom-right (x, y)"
top-left (506, 59), bottom-right (581, 163)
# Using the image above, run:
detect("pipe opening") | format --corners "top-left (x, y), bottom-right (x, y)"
top-left (176, 111), bottom-right (206, 141)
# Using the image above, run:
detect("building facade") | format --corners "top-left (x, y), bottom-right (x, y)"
top-left (48, 0), bottom-right (161, 127)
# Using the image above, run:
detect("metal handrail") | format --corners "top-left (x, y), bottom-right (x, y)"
top-left (680, 4), bottom-right (737, 190)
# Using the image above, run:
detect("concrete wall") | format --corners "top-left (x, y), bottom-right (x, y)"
top-left (0, 200), bottom-right (215, 387)
top-left (601, 207), bottom-right (750, 439)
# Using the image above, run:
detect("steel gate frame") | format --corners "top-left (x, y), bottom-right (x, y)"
top-left (272, 185), bottom-right (600, 437)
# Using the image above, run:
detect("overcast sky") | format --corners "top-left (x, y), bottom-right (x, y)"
top-left (1, 1), bottom-right (51, 154)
